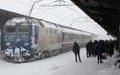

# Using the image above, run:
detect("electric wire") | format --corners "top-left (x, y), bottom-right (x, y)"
top-left (13, 0), bottom-right (81, 24)
top-left (13, 0), bottom-right (32, 7)
top-left (13, 0), bottom-right (67, 20)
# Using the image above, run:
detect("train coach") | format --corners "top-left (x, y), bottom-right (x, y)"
top-left (1, 17), bottom-right (92, 62)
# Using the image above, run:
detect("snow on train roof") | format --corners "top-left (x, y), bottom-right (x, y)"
top-left (62, 27), bottom-right (91, 36)
top-left (40, 19), bottom-right (92, 36)
top-left (5, 18), bottom-right (29, 26)
top-left (5, 18), bottom-right (40, 26)
top-left (59, 25), bottom-right (92, 36)
top-left (40, 19), bottom-right (58, 29)
top-left (5, 18), bottom-right (91, 36)
top-left (12, 18), bottom-right (26, 23)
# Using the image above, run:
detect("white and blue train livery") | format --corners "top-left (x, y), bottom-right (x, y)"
top-left (2, 17), bottom-right (92, 62)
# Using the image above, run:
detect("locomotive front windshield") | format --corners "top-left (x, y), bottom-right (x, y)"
top-left (4, 24), bottom-right (30, 33)
top-left (5, 26), bottom-right (16, 33)
top-left (3, 21), bottom-right (31, 42)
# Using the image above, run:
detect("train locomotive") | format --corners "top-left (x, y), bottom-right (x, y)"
top-left (2, 17), bottom-right (92, 62)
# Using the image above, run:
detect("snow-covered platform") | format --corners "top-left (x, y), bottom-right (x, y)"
top-left (0, 48), bottom-right (119, 75)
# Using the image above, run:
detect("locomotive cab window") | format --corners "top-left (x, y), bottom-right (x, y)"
top-left (19, 25), bottom-right (29, 32)
top-left (4, 26), bottom-right (16, 33)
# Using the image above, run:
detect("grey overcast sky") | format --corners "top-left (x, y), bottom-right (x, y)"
top-left (0, 0), bottom-right (108, 35)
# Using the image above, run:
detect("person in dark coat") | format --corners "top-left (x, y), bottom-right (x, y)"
top-left (104, 40), bottom-right (109, 55)
top-left (93, 40), bottom-right (98, 56)
top-left (96, 40), bottom-right (104, 63)
top-left (86, 42), bottom-right (89, 57)
top-left (73, 41), bottom-right (81, 62)
top-left (86, 40), bottom-right (94, 57)
top-left (108, 40), bottom-right (115, 57)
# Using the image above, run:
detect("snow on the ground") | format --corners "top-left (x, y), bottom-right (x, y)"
top-left (0, 48), bottom-right (119, 75)
top-left (96, 66), bottom-right (120, 75)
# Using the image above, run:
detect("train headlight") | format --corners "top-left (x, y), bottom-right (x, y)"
top-left (6, 42), bottom-right (10, 46)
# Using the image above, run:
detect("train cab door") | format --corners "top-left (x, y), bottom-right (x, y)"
top-left (31, 25), bottom-right (39, 51)
top-left (34, 26), bottom-right (39, 45)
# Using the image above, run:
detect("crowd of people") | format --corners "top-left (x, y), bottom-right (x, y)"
top-left (86, 39), bottom-right (118, 63)
top-left (72, 39), bottom-right (118, 63)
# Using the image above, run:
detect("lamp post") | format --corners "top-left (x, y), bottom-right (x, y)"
top-left (29, 0), bottom-right (42, 16)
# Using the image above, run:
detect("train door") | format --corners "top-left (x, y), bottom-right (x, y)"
top-left (31, 26), bottom-right (39, 50)
top-left (34, 26), bottom-right (39, 44)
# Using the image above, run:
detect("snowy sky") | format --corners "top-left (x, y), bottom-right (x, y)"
top-left (0, 0), bottom-right (109, 36)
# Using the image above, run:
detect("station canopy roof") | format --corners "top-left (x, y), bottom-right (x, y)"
top-left (0, 9), bottom-right (25, 29)
top-left (71, 0), bottom-right (120, 37)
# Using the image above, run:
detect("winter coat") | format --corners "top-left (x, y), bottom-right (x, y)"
top-left (73, 42), bottom-right (80, 54)
top-left (96, 41), bottom-right (104, 54)
top-left (86, 41), bottom-right (93, 52)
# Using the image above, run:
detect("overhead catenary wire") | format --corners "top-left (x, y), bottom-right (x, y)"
top-left (13, 0), bottom-right (32, 7)
top-left (39, 0), bottom-right (74, 7)
top-left (13, 0), bottom-right (83, 25)
top-left (45, 8), bottom-right (72, 20)
top-left (38, 0), bottom-right (81, 17)
top-left (13, 0), bottom-right (69, 21)
top-left (65, 6), bottom-right (82, 15)
top-left (38, 0), bottom-right (77, 19)
top-left (30, 5), bottom-right (70, 22)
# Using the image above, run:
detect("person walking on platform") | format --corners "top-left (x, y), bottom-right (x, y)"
top-left (73, 41), bottom-right (81, 62)
top-left (96, 40), bottom-right (104, 63)
top-left (86, 40), bottom-right (94, 57)
top-left (108, 40), bottom-right (115, 57)
top-left (86, 42), bottom-right (89, 57)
